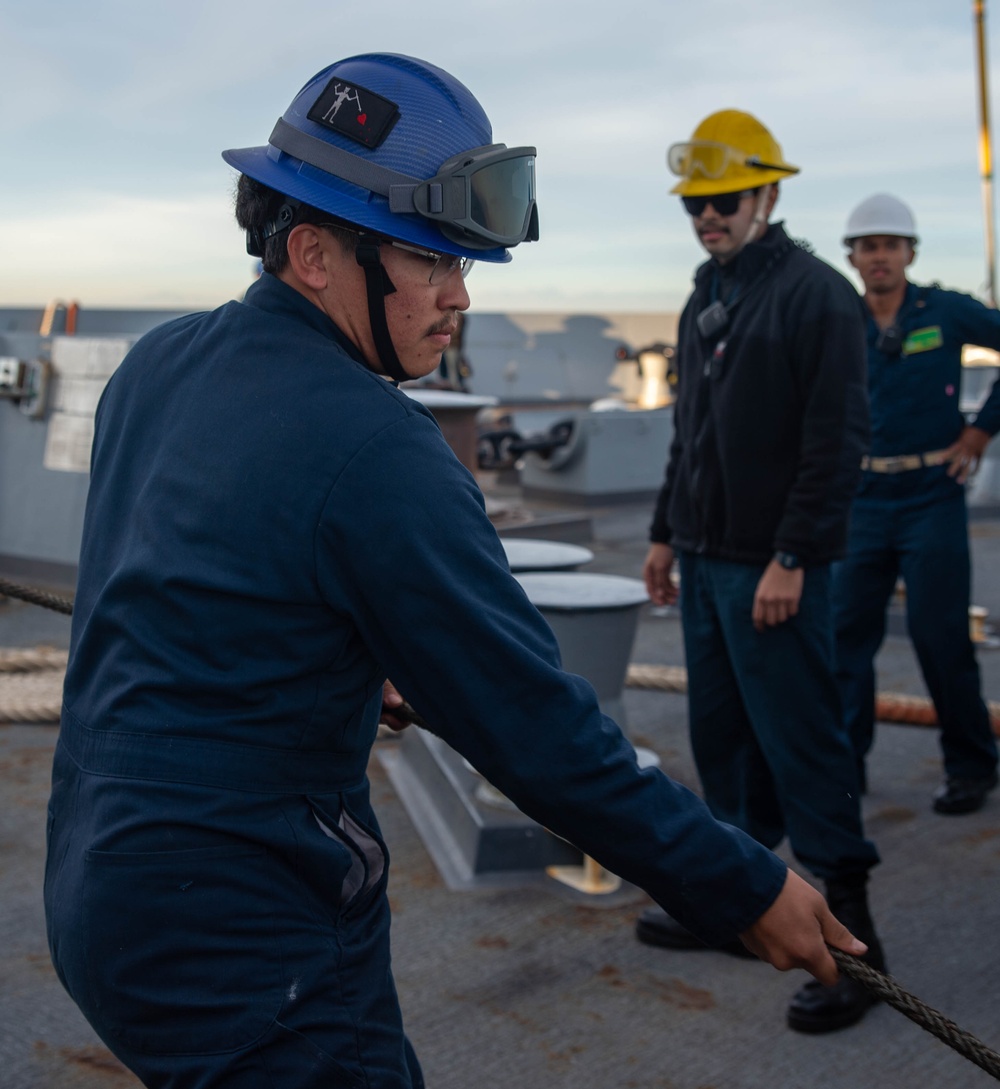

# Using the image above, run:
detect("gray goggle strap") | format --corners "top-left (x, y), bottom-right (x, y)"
top-left (269, 118), bottom-right (427, 215)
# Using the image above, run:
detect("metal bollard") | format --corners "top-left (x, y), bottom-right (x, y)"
top-left (514, 571), bottom-right (649, 730)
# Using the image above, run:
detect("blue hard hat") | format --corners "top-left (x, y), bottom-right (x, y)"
top-left (222, 53), bottom-right (538, 264)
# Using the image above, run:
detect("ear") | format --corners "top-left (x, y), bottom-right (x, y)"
top-left (285, 224), bottom-right (333, 292)
top-left (847, 247), bottom-right (859, 271)
top-left (905, 243), bottom-right (916, 269)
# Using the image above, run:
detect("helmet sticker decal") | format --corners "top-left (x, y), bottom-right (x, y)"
top-left (307, 78), bottom-right (400, 149)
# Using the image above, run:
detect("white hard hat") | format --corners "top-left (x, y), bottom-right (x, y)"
top-left (843, 193), bottom-right (918, 246)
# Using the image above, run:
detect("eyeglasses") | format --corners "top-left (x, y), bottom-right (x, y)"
top-left (319, 223), bottom-right (474, 285)
top-left (681, 190), bottom-right (756, 218)
top-left (387, 240), bottom-right (474, 285)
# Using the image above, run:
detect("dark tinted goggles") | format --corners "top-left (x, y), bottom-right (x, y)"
top-left (267, 120), bottom-right (539, 252)
top-left (411, 144), bottom-right (539, 250)
top-left (681, 190), bottom-right (756, 217)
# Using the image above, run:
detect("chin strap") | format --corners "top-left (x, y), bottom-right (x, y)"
top-left (739, 184), bottom-right (773, 251)
top-left (354, 238), bottom-right (409, 383)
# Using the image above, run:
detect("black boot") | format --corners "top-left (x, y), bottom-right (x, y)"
top-left (786, 873), bottom-right (885, 1034)
top-left (635, 907), bottom-right (757, 958)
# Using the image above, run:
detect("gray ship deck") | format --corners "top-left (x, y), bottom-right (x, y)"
top-left (2, 495), bottom-right (999, 1089)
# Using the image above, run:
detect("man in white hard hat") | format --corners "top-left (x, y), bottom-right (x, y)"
top-left (639, 110), bottom-right (884, 1035)
top-left (835, 194), bottom-right (1000, 815)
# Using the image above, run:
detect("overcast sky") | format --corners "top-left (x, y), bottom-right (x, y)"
top-left (3, 0), bottom-right (999, 314)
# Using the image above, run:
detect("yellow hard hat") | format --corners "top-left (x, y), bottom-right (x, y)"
top-left (668, 109), bottom-right (800, 196)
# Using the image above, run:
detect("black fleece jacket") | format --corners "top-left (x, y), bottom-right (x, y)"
top-left (651, 222), bottom-right (869, 566)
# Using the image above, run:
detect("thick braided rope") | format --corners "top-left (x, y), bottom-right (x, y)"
top-left (0, 578), bottom-right (74, 616)
top-left (0, 646), bottom-right (68, 673)
top-left (625, 663), bottom-right (1000, 729)
top-left (0, 579), bottom-right (72, 723)
top-left (830, 949), bottom-right (1000, 1080)
top-left (0, 671), bottom-right (64, 723)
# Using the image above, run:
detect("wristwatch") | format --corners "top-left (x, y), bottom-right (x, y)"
top-left (773, 551), bottom-right (802, 570)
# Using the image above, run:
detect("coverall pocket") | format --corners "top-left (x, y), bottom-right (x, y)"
top-left (308, 795), bottom-right (388, 920)
top-left (81, 844), bottom-right (283, 1055)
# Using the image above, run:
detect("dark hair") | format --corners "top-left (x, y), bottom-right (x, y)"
top-left (234, 174), bottom-right (356, 274)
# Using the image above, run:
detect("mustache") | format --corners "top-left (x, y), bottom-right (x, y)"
top-left (427, 314), bottom-right (459, 337)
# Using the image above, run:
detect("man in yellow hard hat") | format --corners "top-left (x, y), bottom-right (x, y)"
top-left (664, 110), bottom-right (794, 263)
top-left (639, 110), bottom-right (886, 1034)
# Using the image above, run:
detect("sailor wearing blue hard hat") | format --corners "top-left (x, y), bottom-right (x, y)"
top-left (223, 53), bottom-right (537, 383)
top-left (46, 55), bottom-right (868, 1088)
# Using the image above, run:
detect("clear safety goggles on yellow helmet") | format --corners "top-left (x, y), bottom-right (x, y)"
top-left (667, 140), bottom-right (795, 181)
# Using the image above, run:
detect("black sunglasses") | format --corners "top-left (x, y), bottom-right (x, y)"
top-left (681, 190), bottom-right (755, 217)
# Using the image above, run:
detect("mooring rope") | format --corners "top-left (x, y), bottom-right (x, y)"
top-left (831, 950), bottom-right (1000, 1080)
top-left (0, 577), bottom-right (74, 616)
top-left (625, 663), bottom-right (1000, 732)
top-left (0, 646), bottom-right (68, 673)
top-left (0, 670), bottom-right (65, 724)
top-left (2, 575), bottom-right (1000, 1076)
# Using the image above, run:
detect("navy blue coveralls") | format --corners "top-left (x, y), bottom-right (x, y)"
top-left (833, 282), bottom-right (1000, 782)
top-left (650, 224), bottom-right (879, 884)
top-left (45, 273), bottom-right (787, 1089)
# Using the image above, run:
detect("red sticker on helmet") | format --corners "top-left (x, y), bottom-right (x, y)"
top-left (307, 78), bottom-right (399, 149)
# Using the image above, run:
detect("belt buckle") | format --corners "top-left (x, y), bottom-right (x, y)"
top-left (882, 455), bottom-right (908, 472)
